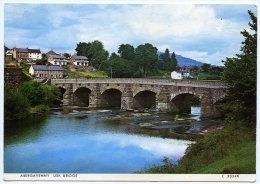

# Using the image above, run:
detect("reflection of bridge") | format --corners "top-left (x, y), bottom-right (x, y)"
top-left (51, 78), bottom-right (227, 118)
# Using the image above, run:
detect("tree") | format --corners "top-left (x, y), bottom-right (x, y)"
top-left (219, 10), bottom-right (256, 127)
top-left (4, 84), bottom-right (30, 120)
top-left (118, 44), bottom-right (135, 61)
top-left (19, 81), bottom-right (46, 106)
top-left (135, 43), bottom-right (158, 77)
top-left (158, 49), bottom-right (178, 72)
top-left (201, 63), bottom-right (211, 73)
top-left (64, 53), bottom-right (71, 59)
top-left (75, 40), bottom-right (109, 69)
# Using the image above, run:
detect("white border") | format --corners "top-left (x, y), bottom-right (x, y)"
top-left (1, 0), bottom-right (259, 183)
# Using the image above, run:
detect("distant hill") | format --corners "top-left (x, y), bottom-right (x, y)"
top-left (175, 54), bottom-right (204, 66)
top-left (157, 51), bottom-right (204, 66)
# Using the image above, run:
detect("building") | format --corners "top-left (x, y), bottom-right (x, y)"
top-left (48, 55), bottom-right (68, 66)
top-left (70, 55), bottom-right (89, 66)
top-left (11, 47), bottom-right (41, 61)
top-left (171, 71), bottom-right (182, 79)
top-left (29, 65), bottom-right (64, 79)
top-left (46, 49), bottom-right (58, 57)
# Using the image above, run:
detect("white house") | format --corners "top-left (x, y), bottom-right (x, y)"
top-left (48, 55), bottom-right (68, 66)
top-left (171, 71), bottom-right (182, 79)
top-left (28, 48), bottom-right (42, 60)
top-left (70, 55), bottom-right (89, 66)
top-left (29, 64), bottom-right (64, 79)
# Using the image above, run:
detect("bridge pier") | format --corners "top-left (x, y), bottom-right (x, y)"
top-left (157, 86), bottom-right (171, 112)
top-left (62, 84), bottom-right (74, 113)
top-left (121, 84), bottom-right (134, 109)
top-left (89, 83), bottom-right (102, 108)
top-left (52, 79), bottom-right (226, 118)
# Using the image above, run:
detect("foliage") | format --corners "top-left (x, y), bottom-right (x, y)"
top-left (31, 104), bottom-right (50, 113)
top-left (158, 49), bottom-right (178, 72)
top-left (138, 125), bottom-right (255, 174)
top-left (4, 84), bottom-right (30, 120)
top-left (19, 81), bottom-right (60, 106)
top-left (43, 85), bottom-right (61, 105)
top-left (191, 96), bottom-right (200, 105)
top-left (218, 10), bottom-right (256, 127)
top-left (135, 43), bottom-right (159, 77)
top-left (19, 81), bottom-right (46, 106)
top-left (75, 40), bottom-right (109, 69)
top-left (118, 44), bottom-right (135, 61)
top-left (201, 63), bottom-right (211, 73)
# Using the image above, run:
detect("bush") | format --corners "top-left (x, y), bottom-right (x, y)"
top-left (4, 84), bottom-right (30, 120)
top-left (31, 104), bottom-right (50, 113)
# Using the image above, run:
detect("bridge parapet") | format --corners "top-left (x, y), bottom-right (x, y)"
top-left (50, 78), bottom-right (227, 88)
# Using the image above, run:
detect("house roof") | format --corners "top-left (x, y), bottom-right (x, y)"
top-left (32, 65), bottom-right (64, 71)
top-left (46, 50), bottom-right (58, 56)
top-left (28, 49), bottom-right (41, 53)
top-left (4, 46), bottom-right (10, 52)
top-left (49, 55), bottom-right (66, 59)
top-left (72, 55), bottom-right (88, 60)
top-left (16, 48), bottom-right (28, 53)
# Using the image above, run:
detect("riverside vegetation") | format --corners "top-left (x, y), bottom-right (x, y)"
top-left (4, 10), bottom-right (256, 174)
top-left (136, 10), bottom-right (256, 174)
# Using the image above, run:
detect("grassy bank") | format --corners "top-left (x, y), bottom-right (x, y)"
top-left (137, 125), bottom-right (256, 174)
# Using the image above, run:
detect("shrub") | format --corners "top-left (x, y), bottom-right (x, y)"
top-left (4, 84), bottom-right (30, 120)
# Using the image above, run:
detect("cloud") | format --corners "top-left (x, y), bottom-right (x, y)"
top-left (4, 4), bottom-right (255, 66)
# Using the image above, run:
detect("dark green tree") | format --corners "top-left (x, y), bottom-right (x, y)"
top-left (75, 40), bottom-right (109, 69)
top-left (19, 81), bottom-right (46, 106)
top-left (4, 84), bottom-right (30, 120)
top-left (64, 53), bottom-right (71, 59)
top-left (219, 10), bottom-right (256, 127)
top-left (159, 49), bottom-right (178, 72)
top-left (201, 63), bottom-right (211, 73)
top-left (135, 43), bottom-right (158, 77)
top-left (118, 44), bottom-right (135, 61)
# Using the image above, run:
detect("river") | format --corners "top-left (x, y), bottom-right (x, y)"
top-left (4, 107), bottom-right (222, 173)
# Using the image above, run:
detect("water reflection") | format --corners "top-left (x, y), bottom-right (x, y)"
top-left (4, 107), bottom-right (221, 173)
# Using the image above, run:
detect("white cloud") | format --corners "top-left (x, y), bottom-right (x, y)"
top-left (4, 4), bottom-right (255, 66)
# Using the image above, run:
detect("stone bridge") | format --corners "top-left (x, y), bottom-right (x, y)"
top-left (50, 78), bottom-right (227, 118)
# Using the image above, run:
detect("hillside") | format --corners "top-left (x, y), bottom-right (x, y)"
top-left (175, 54), bottom-right (204, 66)
top-left (157, 51), bottom-right (205, 66)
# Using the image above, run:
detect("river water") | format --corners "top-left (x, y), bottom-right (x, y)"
top-left (4, 107), bottom-right (222, 173)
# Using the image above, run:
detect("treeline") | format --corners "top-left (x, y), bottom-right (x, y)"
top-left (4, 81), bottom-right (60, 120)
top-left (75, 41), bottom-right (178, 78)
top-left (138, 10), bottom-right (256, 174)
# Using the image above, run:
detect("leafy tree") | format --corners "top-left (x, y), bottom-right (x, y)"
top-left (75, 40), bottom-right (109, 69)
top-left (118, 44), bottom-right (135, 61)
top-left (201, 63), bottom-right (211, 73)
top-left (159, 49), bottom-right (178, 72)
top-left (135, 43), bottom-right (158, 77)
top-left (43, 85), bottom-right (61, 105)
top-left (218, 10), bottom-right (256, 127)
top-left (20, 81), bottom-right (46, 106)
top-left (4, 84), bottom-right (30, 120)
top-left (64, 53), bottom-right (71, 59)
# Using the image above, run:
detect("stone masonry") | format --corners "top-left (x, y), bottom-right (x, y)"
top-left (50, 78), bottom-right (227, 118)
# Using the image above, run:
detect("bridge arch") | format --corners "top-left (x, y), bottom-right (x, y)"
top-left (170, 93), bottom-right (201, 114)
top-left (57, 87), bottom-right (66, 100)
top-left (73, 87), bottom-right (91, 107)
top-left (101, 88), bottom-right (122, 107)
top-left (133, 90), bottom-right (157, 109)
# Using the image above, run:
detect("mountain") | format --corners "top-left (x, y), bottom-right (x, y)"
top-left (157, 51), bottom-right (204, 66)
top-left (175, 54), bottom-right (204, 66)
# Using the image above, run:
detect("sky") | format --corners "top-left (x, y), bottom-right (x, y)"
top-left (3, 2), bottom-right (258, 66)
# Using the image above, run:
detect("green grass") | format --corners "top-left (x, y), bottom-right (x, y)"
top-left (137, 125), bottom-right (256, 174)
top-left (63, 65), bottom-right (108, 78)
top-left (192, 141), bottom-right (256, 174)
top-left (80, 71), bottom-right (108, 78)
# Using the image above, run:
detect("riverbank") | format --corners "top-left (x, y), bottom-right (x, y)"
top-left (137, 124), bottom-right (256, 174)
